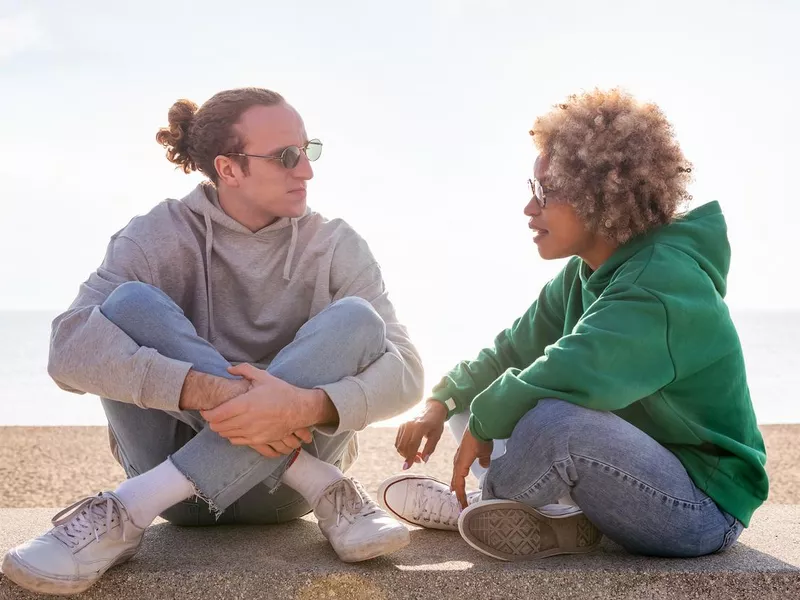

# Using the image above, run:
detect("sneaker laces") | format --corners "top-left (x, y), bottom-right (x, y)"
top-left (51, 492), bottom-right (130, 548)
top-left (411, 481), bottom-right (461, 527)
top-left (326, 478), bottom-right (378, 527)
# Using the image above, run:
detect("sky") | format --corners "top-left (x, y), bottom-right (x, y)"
top-left (1, 0), bottom-right (798, 376)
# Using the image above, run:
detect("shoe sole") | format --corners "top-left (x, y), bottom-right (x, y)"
top-left (1, 544), bottom-right (140, 596)
top-left (335, 528), bottom-right (411, 563)
top-left (458, 500), bottom-right (602, 561)
top-left (377, 475), bottom-right (459, 531)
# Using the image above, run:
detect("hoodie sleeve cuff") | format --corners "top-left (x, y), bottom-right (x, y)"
top-left (136, 351), bottom-right (193, 412)
top-left (314, 377), bottom-right (368, 436)
top-left (468, 413), bottom-right (492, 443)
top-left (429, 384), bottom-right (462, 420)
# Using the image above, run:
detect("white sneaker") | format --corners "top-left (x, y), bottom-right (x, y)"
top-left (377, 474), bottom-right (481, 531)
top-left (1, 492), bottom-right (145, 595)
top-left (314, 477), bottom-right (410, 562)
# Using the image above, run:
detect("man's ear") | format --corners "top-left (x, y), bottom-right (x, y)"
top-left (215, 155), bottom-right (241, 188)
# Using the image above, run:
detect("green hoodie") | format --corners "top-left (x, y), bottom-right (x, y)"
top-left (430, 201), bottom-right (768, 526)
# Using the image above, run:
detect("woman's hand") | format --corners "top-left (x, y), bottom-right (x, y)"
top-left (394, 399), bottom-right (448, 469)
top-left (451, 428), bottom-right (493, 509)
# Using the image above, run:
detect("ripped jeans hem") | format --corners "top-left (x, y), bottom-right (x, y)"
top-left (167, 454), bottom-right (293, 519)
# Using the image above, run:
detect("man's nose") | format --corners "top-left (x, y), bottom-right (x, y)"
top-left (292, 153), bottom-right (314, 180)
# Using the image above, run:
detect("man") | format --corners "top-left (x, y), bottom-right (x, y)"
top-left (3, 87), bottom-right (424, 595)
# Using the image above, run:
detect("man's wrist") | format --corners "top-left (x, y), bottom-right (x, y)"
top-left (179, 369), bottom-right (248, 410)
top-left (302, 388), bottom-right (339, 428)
top-left (179, 370), bottom-right (203, 410)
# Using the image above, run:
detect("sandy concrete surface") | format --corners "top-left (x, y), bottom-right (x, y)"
top-left (0, 425), bottom-right (796, 508)
top-left (1, 505), bottom-right (798, 599)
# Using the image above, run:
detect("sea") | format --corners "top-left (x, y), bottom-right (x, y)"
top-left (0, 310), bottom-right (798, 426)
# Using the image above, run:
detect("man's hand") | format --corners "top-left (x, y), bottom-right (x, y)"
top-left (451, 428), bottom-right (493, 509)
top-left (395, 399), bottom-right (448, 469)
top-left (201, 363), bottom-right (328, 446)
top-left (178, 370), bottom-right (250, 411)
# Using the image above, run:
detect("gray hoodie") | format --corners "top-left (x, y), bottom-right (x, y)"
top-left (48, 183), bottom-right (424, 434)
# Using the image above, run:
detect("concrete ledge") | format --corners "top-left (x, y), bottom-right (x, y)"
top-left (1, 505), bottom-right (798, 599)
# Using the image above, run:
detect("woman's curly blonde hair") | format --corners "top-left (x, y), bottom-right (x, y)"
top-left (531, 88), bottom-right (693, 244)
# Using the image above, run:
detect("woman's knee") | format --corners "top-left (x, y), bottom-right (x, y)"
top-left (497, 400), bottom-right (595, 468)
top-left (511, 399), bottom-right (585, 440)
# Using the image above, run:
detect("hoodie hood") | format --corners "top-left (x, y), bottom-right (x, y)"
top-left (182, 181), bottom-right (302, 236)
top-left (181, 182), bottom-right (305, 342)
top-left (584, 201), bottom-right (731, 298)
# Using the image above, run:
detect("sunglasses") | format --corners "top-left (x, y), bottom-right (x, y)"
top-left (527, 177), bottom-right (552, 209)
top-left (225, 139), bottom-right (323, 169)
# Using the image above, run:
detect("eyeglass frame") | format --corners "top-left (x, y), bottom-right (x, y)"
top-left (527, 177), bottom-right (554, 210)
top-left (223, 139), bottom-right (323, 169)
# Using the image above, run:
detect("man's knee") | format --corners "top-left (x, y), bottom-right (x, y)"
top-left (328, 296), bottom-right (385, 342)
top-left (101, 281), bottom-right (171, 327)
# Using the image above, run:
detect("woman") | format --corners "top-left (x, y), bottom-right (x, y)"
top-left (378, 88), bottom-right (768, 561)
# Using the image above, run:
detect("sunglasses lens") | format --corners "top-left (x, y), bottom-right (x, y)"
top-left (282, 146), bottom-right (302, 169)
top-left (305, 139), bottom-right (322, 162)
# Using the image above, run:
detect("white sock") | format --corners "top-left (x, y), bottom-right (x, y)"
top-left (114, 459), bottom-right (196, 528)
top-left (281, 450), bottom-right (344, 508)
top-left (467, 490), bottom-right (482, 506)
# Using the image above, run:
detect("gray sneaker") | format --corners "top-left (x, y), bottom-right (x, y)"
top-left (458, 499), bottom-right (602, 561)
top-left (2, 492), bottom-right (144, 595)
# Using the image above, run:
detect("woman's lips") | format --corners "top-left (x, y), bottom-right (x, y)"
top-left (529, 223), bottom-right (549, 242)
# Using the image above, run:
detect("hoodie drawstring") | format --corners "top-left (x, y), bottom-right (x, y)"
top-left (203, 212), bottom-right (296, 342)
top-left (203, 212), bottom-right (216, 343)
top-left (283, 218), bottom-right (298, 282)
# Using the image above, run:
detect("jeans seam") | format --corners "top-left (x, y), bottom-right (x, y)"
top-left (715, 518), bottom-right (743, 553)
top-left (108, 423), bottom-right (139, 478)
top-left (572, 452), bottom-right (714, 508)
top-left (505, 459), bottom-right (570, 502)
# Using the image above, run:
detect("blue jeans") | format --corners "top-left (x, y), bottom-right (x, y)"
top-left (99, 282), bottom-right (386, 525)
top-left (480, 399), bottom-right (744, 557)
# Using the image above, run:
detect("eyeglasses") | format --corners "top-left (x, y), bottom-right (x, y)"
top-left (224, 139), bottom-right (323, 169)
top-left (527, 177), bottom-right (550, 209)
